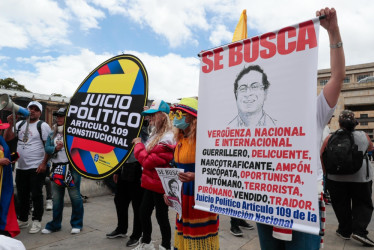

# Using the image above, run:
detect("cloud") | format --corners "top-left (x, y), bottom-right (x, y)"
top-left (209, 25), bottom-right (233, 46)
top-left (91, 0), bottom-right (127, 15)
top-left (65, 0), bottom-right (105, 31)
top-left (8, 49), bottom-right (199, 103)
top-left (3, 0), bottom-right (374, 104)
top-left (0, 0), bottom-right (70, 49)
top-left (0, 56), bottom-right (10, 61)
top-left (93, 0), bottom-right (212, 48)
top-left (0, 18), bottom-right (29, 49)
top-left (125, 51), bottom-right (200, 102)
top-left (16, 56), bottom-right (54, 64)
top-left (230, 1), bottom-right (374, 68)
top-left (8, 49), bottom-right (112, 97)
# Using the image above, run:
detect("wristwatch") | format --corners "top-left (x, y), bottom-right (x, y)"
top-left (330, 42), bottom-right (343, 49)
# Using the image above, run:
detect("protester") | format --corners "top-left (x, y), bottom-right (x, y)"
top-left (4, 101), bottom-right (51, 234)
top-left (0, 121), bottom-right (20, 237)
top-left (164, 98), bottom-right (219, 249)
top-left (321, 110), bottom-right (374, 246)
top-left (41, 108), bottom-right (84, 234)
top-left (133, 100), bottom-right (175, 250)
top-left (256, 7), bottom-right (345, 249)
top-left (106, 120), bottom-right (149, 248)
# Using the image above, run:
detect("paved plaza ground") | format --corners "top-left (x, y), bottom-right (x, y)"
top-left (14, 193), bottom-right (374, 250)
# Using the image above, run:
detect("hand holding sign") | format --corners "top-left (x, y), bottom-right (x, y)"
top-left (132, 137), bottom-right (142, 145)
top-left (163, 194), bottom-right (172, 207)
top-left (179, 172), bottom-right (195, 182)
top-left (316, 7), bottom-right (338, 32)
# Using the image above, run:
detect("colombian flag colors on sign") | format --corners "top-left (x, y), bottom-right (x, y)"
top-left (65, 55), bottom-right (148, 179)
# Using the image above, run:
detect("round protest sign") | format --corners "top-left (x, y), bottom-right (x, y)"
top-left (64, 54), bottom-right (148, 179)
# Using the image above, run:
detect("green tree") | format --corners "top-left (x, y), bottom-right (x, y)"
top-left (0, 78), bottom-right (31, 92)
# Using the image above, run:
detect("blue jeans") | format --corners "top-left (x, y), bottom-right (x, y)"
top-left (45, 168), bottom-right (84, 231)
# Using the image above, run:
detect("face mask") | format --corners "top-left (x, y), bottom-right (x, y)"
top-left (57, 125), bottom-right (63, 133)
top-left (173, 116), bottom-right (189, 130)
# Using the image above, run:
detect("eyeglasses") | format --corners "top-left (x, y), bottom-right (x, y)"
top-left (237, 83), bottom-right (265, 93)
top-left (169, 110), bottom-right (186, 120)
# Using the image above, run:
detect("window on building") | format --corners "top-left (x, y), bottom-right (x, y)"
top-left (343, 76), bottom-right (350, 83)
top-left (358, 76), bottom-right (374, 83)
top-left (357, 74), bottom-right (370, 82)
top-left (360, 114), bottom-right (368, 126)
top-left (319, 79), bottom-right (328, 86)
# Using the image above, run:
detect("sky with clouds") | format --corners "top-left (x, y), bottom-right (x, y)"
top-left (1, 0), bottom-right (374, 103)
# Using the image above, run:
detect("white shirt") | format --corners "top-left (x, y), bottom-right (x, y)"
top-left (16, 120), bottom-right (51, 170)
top-left (51, 131), bottom-right (69, 163)
top-left (316, 90), bottom-right (336, 181)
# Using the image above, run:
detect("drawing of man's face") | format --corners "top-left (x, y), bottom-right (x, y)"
top-left (170, 181), bottom-right (179, 196)
top-left (236, 70), bottom-right (267, 115)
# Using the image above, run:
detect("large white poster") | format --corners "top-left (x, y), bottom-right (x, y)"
top-left (195, 18), bottom-right (321, 235)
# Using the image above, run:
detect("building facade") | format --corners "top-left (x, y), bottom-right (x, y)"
top-left (318, 62), bottom-right (374, 140)
top-left (0, 89), bottom-right (70, 127)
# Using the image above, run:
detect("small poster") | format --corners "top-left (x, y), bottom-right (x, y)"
top-left (156, 168), bottom-right (184, 218)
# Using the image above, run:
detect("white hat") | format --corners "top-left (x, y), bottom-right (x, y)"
top-left (27, 101), bottom-right (43, 112)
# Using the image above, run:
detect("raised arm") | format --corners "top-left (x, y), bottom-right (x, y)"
top-left (3, 114), bottom-right (16, 141)
top-left (316, 7), bottom-right (345, 108)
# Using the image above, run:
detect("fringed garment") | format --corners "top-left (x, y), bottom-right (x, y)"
top-left (174, 137), bottom-right (219, 250)
top-left (0, 136), bottom-right (20, 237)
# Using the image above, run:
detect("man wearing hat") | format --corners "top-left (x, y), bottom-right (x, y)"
top-left (41, 107), bottom-right (84, 235)
top-left (4, 101), bottom-right (51, 234)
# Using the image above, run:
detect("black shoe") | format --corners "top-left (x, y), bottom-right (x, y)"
top-left (126, 237), bottom-right (140, 247)
top-left (230, 226), bottom-right (243, 237)
top-left (336, 230), bottom-right (351, 240)
top-left (106, 229), bottom-right (126, 239)
top-left (239, 220), bottom-right (254, 230)
top-left (352, 234), bottom-right (374, 246)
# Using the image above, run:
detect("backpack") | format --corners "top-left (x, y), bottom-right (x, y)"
top-left (322, 129), bottom-right (366, 175)
top-left (17, 120), bottom-right (46, 146)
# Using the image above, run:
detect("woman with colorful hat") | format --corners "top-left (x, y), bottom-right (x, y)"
top-left (0, 120), bottom-right (20, 237)
top-left (165, 98), bottom-right (219, 249)
top-left (132, 100), bottom-right (175, 250)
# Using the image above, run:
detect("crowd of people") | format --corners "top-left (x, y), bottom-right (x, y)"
top-left (0, 104), bottom-right (85, 250)
top-left (1, 6), bottom-right (374, 250)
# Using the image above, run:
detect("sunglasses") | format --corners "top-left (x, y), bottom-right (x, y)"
top-left (169, 110), bottom-right (186, 120)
